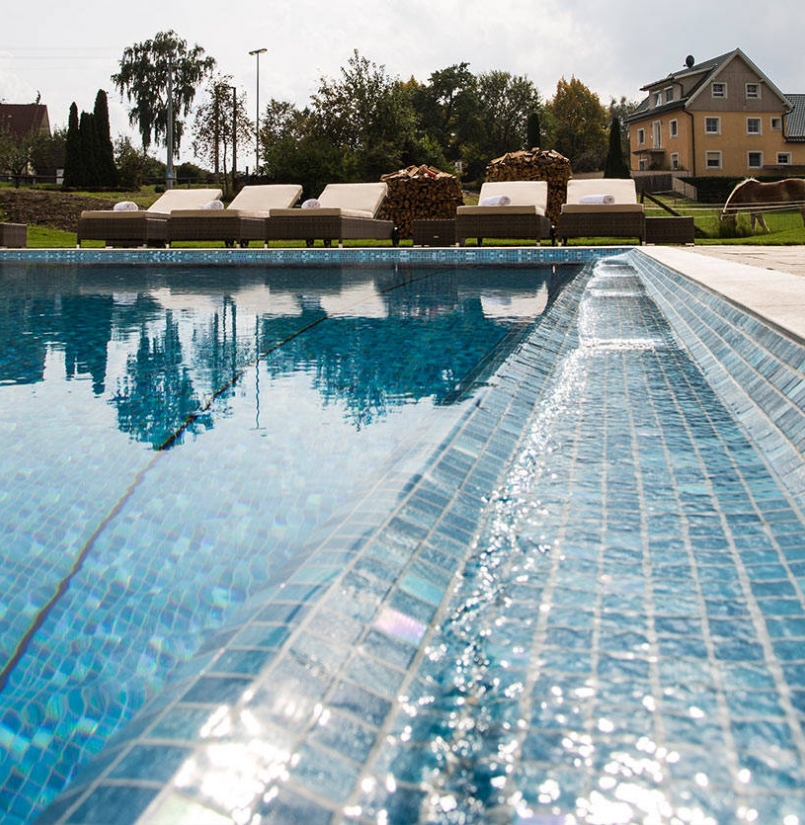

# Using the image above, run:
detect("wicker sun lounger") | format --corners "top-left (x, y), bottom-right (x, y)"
top-left (77, 189), bottom-right (223, 247)
top-left (167, 184), bottom-right (302, 247)
top-left (456, 181), bottom-right (553, 246)
top-left (556, 179), bottom-right (645, 244)
top-left (267, 182), bottom-right (398, 247)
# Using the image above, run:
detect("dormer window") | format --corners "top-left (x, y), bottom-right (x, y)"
top-left (654, 92), bottom-right (663, 107)
top-left (664, 87), bottom-right (674, 103)
top-left (711, 82), bottom-right (727, 99)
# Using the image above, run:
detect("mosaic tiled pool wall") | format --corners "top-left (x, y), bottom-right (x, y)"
top-left (0, 246), bottom-right (614, 267)
top-left (36, 262), bottom-right (595, 824)
top-left (631, 249), bottom-right (805, 503)
top-left (31, 250), bottom-right (805, 823)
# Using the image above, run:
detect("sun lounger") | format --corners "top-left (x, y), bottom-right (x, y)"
top-left (267, 182), bottom-right (398, 247)
top-left (456, 181), bottom-right (553, 246)
top-left (77, 189), bottom-right (223, 247)
top-left (166, 184), bottom-right (302, 247)
top-left (556, 179), bottom-right (645, 244)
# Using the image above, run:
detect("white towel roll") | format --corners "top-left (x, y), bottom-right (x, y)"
top-left (579, 194), bottom-right (616, 204)
top-left (479, 194), bottom-right (512, 207)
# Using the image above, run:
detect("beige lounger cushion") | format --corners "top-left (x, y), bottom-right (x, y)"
top-left (317, 182), bottom-right (388, 217)
top-left (268, 182), bottom-right (387, 220)
top-left (457, 204), bottom-right (544, 216)
top-left (269, 207), bottom-right (375, 219)
top-left (227, 184), bottom-right (302, 212)
top-left (564, 178), bottom-right (638, 206)
top-left (145, 188), bottom-right (224, 214)
top-left (561, 203), bottom-right (644, 213)
top-left (457, 180), bottom-right (549, 216)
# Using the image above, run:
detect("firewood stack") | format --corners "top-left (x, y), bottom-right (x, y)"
top-left (484, 148), bottom-right (572, 225)
top-left (378, 165), bottom-right (464, 239)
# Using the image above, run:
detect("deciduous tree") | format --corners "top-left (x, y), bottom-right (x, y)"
top-left (191, 75), bottom-right (252, 190)
top-left (546, 77), bottom-right (608, 172)
top-left (112, 30), bottom-right (215, 155)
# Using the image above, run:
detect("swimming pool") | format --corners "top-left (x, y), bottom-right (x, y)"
top-left (1, 247), bottom-right (804, 823)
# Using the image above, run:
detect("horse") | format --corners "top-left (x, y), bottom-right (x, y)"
top-left (721, 177), bottom-right (805, 233)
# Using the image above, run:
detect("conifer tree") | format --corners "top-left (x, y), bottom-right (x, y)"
top-left (62, 103), bottom-right (83, 189)
top-left (79, 111), bottom-right (101, 188)
top-left (527, 111), bottom-right (542, 149)
top-left (93, 90), bottom-right (119, 187)
top-left (604, 117), bottom-right (631, 178)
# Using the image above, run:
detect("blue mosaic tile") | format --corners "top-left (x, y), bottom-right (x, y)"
top-left (13, 248), bottom-right (805, 825)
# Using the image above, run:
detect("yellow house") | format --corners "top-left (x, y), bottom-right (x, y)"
top-left (626, 49), bottom-right (805, 176)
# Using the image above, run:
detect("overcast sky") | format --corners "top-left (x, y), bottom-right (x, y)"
top-left (2, 0), bottom-right (803, 166)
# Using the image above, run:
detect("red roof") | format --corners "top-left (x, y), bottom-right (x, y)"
top-left (0, 104), bottom-right (51, 139)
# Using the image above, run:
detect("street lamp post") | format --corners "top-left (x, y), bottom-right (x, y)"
top-left (249, 48), bottom-right (267, 178)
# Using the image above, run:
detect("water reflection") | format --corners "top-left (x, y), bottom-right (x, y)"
top-left (0, 260), bottom-right (578, 823)
top-left (0, 262), bottom-right (575, 447)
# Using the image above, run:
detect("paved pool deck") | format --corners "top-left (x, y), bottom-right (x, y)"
top-left (641, 245), bottom-right (805, 342)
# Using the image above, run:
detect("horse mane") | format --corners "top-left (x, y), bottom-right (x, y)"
top-left (722, 177), bottom-right (757, 215)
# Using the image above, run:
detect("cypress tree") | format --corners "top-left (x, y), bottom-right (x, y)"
top-left (79, 111), bottom-right (101, 188)
top-left (527, 112), bottom-right (542, 149)
top-left (604, 117), bottom-right (631, 178)
top-left (93, 90), bottom-right (119, 188)
top-left (62, 102), bottom-right (82, 189)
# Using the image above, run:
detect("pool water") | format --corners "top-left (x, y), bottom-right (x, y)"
top-left (2, 249), bottom-right (804, 823)
top-left (0, 260), bottom-right (573, 822)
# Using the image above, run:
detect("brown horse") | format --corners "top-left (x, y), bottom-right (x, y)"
top-left (721, 177), bottom-right (805, 232)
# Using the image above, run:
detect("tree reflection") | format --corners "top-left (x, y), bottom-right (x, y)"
top-left (112, 311), bottom-right (213, 449)
top-left (260, 296), bottom-right (511, 429)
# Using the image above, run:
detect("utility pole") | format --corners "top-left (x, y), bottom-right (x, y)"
top-left (249, 48), bottom-right (267, 178)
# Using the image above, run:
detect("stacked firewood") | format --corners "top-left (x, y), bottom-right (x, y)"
top-left (378, 165), bottom-right (464, 239)
top-left (484, 148), bottom-right (572, 225)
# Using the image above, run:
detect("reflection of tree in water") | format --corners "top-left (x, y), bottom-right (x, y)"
top-left (260, 297), bottom-right (514, 429)
top-left (112, 311), bottom-right (213, 449)
top-left (60, 295), bottom-right (114, 395)
top-left (188, 296), bottom-right (244, 410)
top-left (0, 296), bottom-right (56, 384)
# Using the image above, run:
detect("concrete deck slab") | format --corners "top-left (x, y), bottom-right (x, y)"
top-left (640, 245), bottom-right (805, 342)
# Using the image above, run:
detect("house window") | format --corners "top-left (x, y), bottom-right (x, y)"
top-left (748, 151), bottom-right (763, 169)
top-left (654, 92), bottom-right (663, 107)
top-left (746, 83), bottom-right (761, 99)
top-left (771, 117), bottom-right (782, 131)
top-left (665, 87), bottom-right (675, 103)
top-left (777, 153), bottom-right (792, 165)
top-left (652, 121), bottom-right (662, 147)
top-left (711, 82), bottom-right (727, 99)
top-left (747, 118), bottom-right (762, 135)
top-left (637, 128), bottom-right (645, 146)
top-left (705, 117), bottom-right (721, 134)
top-left (706, 151), bottom-right (722, 169)
top-left (670, 119), bottom-right (678, 138)
top-left (639, 157), bottom-right (648, 171)
top-left (670, 153), bottom-right (680, 171)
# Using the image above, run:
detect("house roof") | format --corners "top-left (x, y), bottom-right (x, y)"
top-left (0, 104), bottom-right (50, 139)
top-left (784, 94), bottom-right (805, 141)
top-left (626, 48), bottom-right (795, 124)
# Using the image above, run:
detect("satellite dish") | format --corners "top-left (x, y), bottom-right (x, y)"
top-left (685, 55), bottom-right (695, 68)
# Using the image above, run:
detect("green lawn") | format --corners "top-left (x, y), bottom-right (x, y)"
top-left (11, 188), bottom-right (805, 249)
